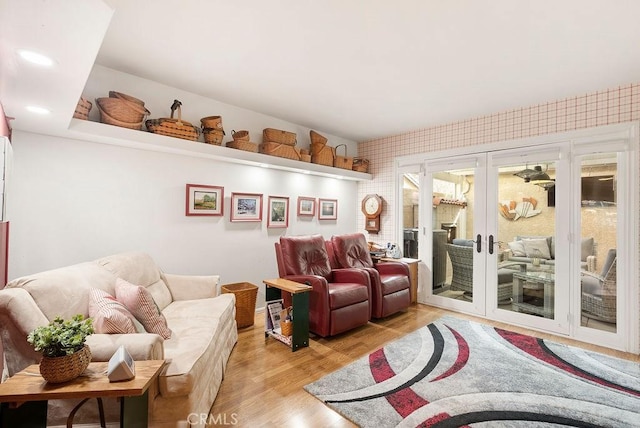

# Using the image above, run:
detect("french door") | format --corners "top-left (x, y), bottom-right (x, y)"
top-left (415, 127), bottom-right (638, 351)
top-left (422, 145), bottom-right (570, 334)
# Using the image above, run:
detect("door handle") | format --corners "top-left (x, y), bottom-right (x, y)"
top-left (476, 234), bottom-right (482, 253)
top-left (489, 235), bottom-right (494, 254)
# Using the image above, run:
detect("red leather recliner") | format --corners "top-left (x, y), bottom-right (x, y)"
top-left (329, 233), bottom-right (411, 319)
top-left (274, 234), bottom-right (371, 337)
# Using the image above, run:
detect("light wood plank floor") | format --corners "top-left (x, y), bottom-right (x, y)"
top-left (209, 304), bottom-right (639, 427)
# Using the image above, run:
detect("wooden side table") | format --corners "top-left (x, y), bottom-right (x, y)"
top-left (263, 278), bottom-right (312, 352)
top-left (378, 257), bottom-right (420, 303)
top-left (0, 360), bottom-right (165, 428)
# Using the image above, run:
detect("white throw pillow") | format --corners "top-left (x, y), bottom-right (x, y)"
top-left (507, 241), bottom-right (526, 257)
top-left (522, 238), bottom-right (551, 260)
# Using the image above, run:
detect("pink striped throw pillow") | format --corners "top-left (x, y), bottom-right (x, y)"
top-left (115, 278), bottom-right (172, 339)
top-left (88, 288), bottom-right (137, 334)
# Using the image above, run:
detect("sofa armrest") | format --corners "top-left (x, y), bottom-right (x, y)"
top-left (85, 333), bottom-right (164, 362)
top-left (162, 273), bottom-right (219, 301)
top-left (0, 288), bottom-right (51, 377)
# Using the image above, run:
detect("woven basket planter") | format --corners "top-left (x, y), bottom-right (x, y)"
top-left (39, 345), bottom-right (91, 384)
top-left (221, 282), bottom-right (258, 328)
top-left (263, 128), bottom-right (297, 146)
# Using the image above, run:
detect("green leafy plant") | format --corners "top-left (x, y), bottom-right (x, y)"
top-left (27, 314), bottom-right (94, 358)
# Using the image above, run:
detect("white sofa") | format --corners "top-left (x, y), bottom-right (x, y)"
top-left (0, 252), bottom-right (238, 427)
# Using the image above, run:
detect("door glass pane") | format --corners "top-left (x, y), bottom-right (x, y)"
top-left (402, 173), bottom-right (419, 259)
top-left (579, 154), bottom-right (617, 332)
top-left (497, 162), bottom-right (556, 318)
top-left (432, 170), bottom-right (473, 302)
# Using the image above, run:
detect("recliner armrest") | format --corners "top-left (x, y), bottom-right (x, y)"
top-left (332, 268), bottom-right (369, 285)
top-left (282, 275), bottom-right (329, 294)
top-left (375, 261), bottom-right (410, 277)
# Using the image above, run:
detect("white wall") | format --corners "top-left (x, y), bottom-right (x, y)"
top-left (7, 65), bottom-right (364, 309)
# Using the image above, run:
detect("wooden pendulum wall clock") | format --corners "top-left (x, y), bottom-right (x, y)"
top-left (361, 194), bottom-right (383, 233)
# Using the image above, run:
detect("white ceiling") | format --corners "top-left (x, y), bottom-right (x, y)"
top-left (2, 0), bottom-right (640, 141)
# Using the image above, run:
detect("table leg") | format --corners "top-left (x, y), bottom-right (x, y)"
top-left (120, 391), bottom-right (148, 428)
top-left (544, 282), bottom-right (555, 319)
top-left (512, 277), bottom-right (524, 304)
top-left (1, 400), bottom-right (47, 428)
top-left (291, 292), bottom-right (309, 352)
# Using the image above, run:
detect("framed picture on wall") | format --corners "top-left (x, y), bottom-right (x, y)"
top-left (230, 192), bottom-right (263, 222)
top-left (318, 198), bottom-right (338, 220)
top-left (297, 196), bottom-right (316, 216)
top-left (267, 196), bottom-right (289, 228)
top-left (185, 184), bottom-right (224, 216)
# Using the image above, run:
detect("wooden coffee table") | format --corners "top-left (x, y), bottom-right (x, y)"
top-left (0, 359), bottom-right (165, 428)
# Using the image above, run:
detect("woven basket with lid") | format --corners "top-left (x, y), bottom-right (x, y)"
top-left (263, 128), bottom-right (297, 146)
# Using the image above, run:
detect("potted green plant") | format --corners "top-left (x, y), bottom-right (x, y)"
top-left (27, 314), bottom-right (94, 383)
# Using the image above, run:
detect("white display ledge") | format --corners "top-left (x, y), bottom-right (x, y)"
top-left (67, 119), bottom-right (372, 181)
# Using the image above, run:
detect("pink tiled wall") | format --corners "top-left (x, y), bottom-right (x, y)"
top-left (358, 82), bottom-right (640, 246)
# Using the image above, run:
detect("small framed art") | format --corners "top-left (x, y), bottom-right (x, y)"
top-left (297, 196), bottom-right (316, 216)
top-left (267, 196), bottom-right (289, 228)
top-left (230, 192), bottom-right (263, 222)
top-left (185, 184), bottom-right (224, 216)
top-left (318, 198), bottom-right (338, 220)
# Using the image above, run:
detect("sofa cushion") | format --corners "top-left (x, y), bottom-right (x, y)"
top-left (97, 252), bottom-right (173, 311)
top-left (522, 238), bottom-right (551, 259)
top-left (158, 294), bottom-right (235, 397)
top-left (581, 237), bottom-right (594, 262)
top-left (507, 241), bottom-right (526, 257)
top-left (88, 288), bottom-right (137, 334)
top-left (115, 278), bottom-right (172, 339)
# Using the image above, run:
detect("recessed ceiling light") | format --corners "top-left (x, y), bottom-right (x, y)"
top-left (18, 50), bottom-right (54, 67)
top-left (26, 105), bottom-right (51, 115)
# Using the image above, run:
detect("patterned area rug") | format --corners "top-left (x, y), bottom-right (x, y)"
top-left (305, 316), bottom-right (640, 427)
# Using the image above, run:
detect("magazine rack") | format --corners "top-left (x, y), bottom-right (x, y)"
top-left (262, 278), bottom-right (312, 352)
